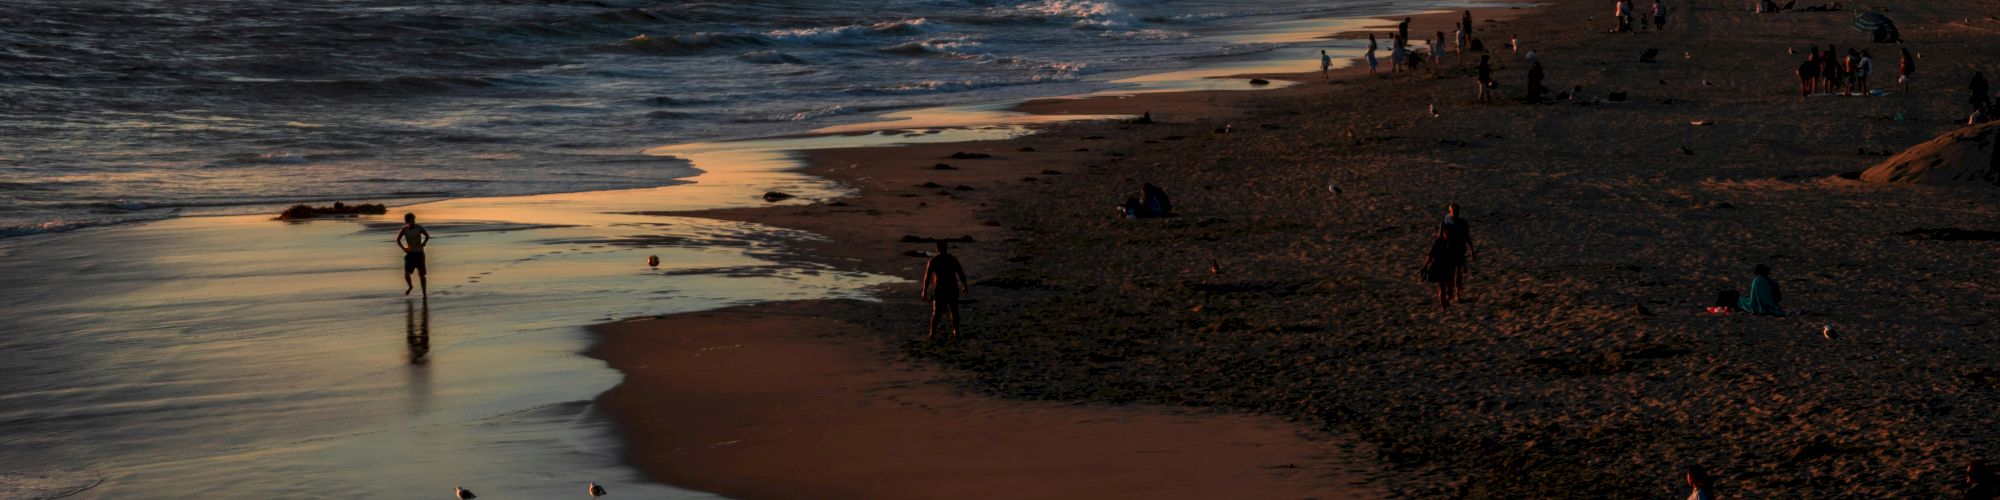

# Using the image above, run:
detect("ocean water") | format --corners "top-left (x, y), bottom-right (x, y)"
top-left (0, 0), bottom-right (1494, 498)
top-left (0, 0), bottom-right (1440, 237)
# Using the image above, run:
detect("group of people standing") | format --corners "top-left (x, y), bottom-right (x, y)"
top-left (1612, 0), bottom-right (1668, 33)
top-left (1793, 44), bottom-right (1898, 97)
top-left (1362, 12), bottom-right (1484, 77)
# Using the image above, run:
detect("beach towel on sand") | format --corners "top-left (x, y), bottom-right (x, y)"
top-left (1737, 275), bottom-right (1785, 315)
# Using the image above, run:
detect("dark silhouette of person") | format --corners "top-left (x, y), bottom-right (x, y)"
top-left (1422, 204), bottom-right (1477, 308)
top-left (1971, 71), bottom-right (1991, 112)
top-left (1968, 460), bottom-right (1998, 500)
top-left (1737, 264), bottom-right (1788, 315)
top-left (1475, 55), bottom-right (1494, 103)
top-left (396, 212), bottom-right (431, 295)
top-left (1686, 465), bottom-right (1716, 500)
top-left (1443, 203), bottom-right (1476, 273)
top-left (407, 298), bottom-right (430, 364)
top-left (1398, 17), bottom-right (1411, 52)
top-left (1422, 234), bottom-right (1460, 308)
top-left (1526, 60), bottom-right (1546, 101)
top-left (921, 240), bottom-right (968, 339)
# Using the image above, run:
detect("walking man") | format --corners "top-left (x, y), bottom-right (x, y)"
top-left (921, 240), bottom-right (968, 339)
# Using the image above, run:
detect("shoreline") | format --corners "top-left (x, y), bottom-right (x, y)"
top-left (594, 0), bottom-right (2000, 497)
top-left (584, 3), bottom-right (1539, 499)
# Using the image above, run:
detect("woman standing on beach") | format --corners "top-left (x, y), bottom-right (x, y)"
top-left (1432, 32), bottom-right (1447, 76)
top-left (1367, 34), bottom-right (1380, 74)
top-left (1475, 55), bottom-right (1494, 103)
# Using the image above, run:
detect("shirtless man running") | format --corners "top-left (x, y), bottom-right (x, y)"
top-left (396, 212), bottom-right (432, 296)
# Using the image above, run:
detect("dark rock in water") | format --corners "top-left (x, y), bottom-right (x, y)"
top-left (276, 202), bottom-right (387, 220)
top-left (933, 163), bottom-right (957, 170)
top-left (918, 182), bottom-right (942, 188)
top-left (899, 234), bottom-right (926, 242)
top-left (1248, 78), bottom-right (1271, 85)
top-left (949, 151), bottom-right (991, 159)
top-left (828, 201), bottom-right (850, 207)
top-left (1836, 171), bottom-right (1862, 180)
top-left (953, 185), bottom-right (974, 191)
top-left (1710, 202), bottom-right (1736, 209)
top-left (761, 191), bottom-right (794, 202)
top-left (1039, 169), bottom-right (1063, 175)
top-left (1018, 146), bottom-right (1037, 152)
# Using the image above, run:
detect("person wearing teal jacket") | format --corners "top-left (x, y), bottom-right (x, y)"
top-left (1738, 264), bottom-right (1788, 316)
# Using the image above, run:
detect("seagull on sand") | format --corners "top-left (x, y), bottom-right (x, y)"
top-left (588, 482), bottom-right (608, 497)
top-left (455, 486), bottom-right (477, 499)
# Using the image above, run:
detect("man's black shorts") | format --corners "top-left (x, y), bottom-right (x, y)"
top-left (404, 251), bottom-right (427, 274)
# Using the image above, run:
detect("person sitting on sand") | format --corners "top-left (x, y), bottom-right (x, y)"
top-left (1117, 183), bottom-right (1174, 218)
top-left (1737, 264), bottom-right (1790, 316)
top-left (1686, 465), bottom-right (1716, 500)
top-left (921, 240), bottom-right (968, 340)
top-left (396, 212), bottom-right (432, 296)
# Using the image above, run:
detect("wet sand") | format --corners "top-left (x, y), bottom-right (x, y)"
top-left (594, 0), bottom-right (2000, 497)
top-left (591, 302), bottom-right (1384, 500)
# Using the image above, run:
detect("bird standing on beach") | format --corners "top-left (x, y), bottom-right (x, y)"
top-left (455, 486), bottom-right (477, 499)
top-left (1428, 104), bottom-right (1441, 117)
top-left (588, 482), bottom-right (608, 497)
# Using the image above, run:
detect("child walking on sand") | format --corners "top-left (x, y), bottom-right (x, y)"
top-left (1367, 34), bottom-right (1380, 74)
top-left (1320, 49), bottom-right (1332, 79)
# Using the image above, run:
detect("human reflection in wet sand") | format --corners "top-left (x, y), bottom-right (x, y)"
top-left (407, 298), bottom-right (430, 364)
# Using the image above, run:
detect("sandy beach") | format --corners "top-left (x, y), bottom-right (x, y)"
top-left (590, 0), bottom-right (2000, 497)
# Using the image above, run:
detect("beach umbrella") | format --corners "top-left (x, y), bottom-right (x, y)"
top-left (1853, 12), bottom-right (1893, 32)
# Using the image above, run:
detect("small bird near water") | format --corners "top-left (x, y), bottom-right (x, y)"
top-left (589, 482), bottom-right (609, 497)
top-left (455, 486), bottom-right (477, 499)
